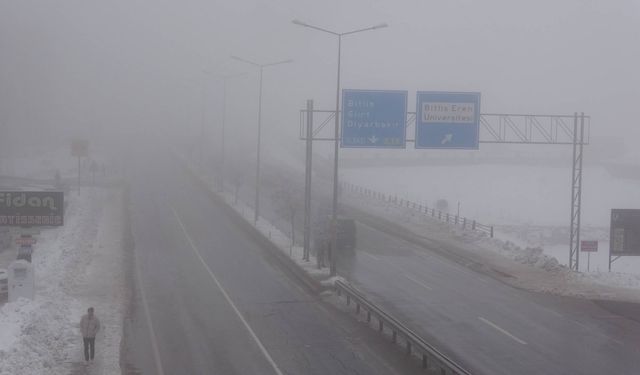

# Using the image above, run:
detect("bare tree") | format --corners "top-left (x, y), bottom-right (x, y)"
top-left (271, 185), bottom-right (303, 248)
top-left (227, 158), bottom-right (249, 205)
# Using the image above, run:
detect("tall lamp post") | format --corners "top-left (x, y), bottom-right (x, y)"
top-left (292, 19), bottom-right (387, 274)
top-left (231, 55), bottom-right (293, 223)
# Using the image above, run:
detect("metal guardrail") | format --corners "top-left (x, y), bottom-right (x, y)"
top-left (335, 280), bottom-right (471, 375)
top-left (341, 182), bottom-right (494, 237)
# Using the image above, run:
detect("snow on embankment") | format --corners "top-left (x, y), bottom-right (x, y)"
top-left (341, 186), bottom-right (640, 302)
top-left (0, 188), bottom-right (126, 375)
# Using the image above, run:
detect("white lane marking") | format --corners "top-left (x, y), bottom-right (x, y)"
top-left (362, 252), bottom-right (381, 261)
top-left (171, 207), bottom-right (284, 375)
top-left (546, 308), bottom-right (563, 318)
top-left (478, 317), bottom-right (528, 345)
top-left (403, 274), bottom-right (433, 290)
top-left (133, 245), bottom-right (166, 375)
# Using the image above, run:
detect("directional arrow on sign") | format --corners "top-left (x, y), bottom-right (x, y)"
top-left (368, 135), bottom-right (379, 144)
top-left (441, 134), bottom-right (453, 145)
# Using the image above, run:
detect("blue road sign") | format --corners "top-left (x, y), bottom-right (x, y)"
top-left (341, 89), bottom-right (408, 148)
top-left (415, 91), bottom-right (481, 149)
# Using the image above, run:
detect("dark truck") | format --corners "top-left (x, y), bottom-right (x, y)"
top-left (313, 215), bottom-right (357, 253)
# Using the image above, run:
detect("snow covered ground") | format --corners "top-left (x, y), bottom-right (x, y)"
top-left (0, 187), bottom-right (126, 375)
top-left (343, 163), bottom-right (640, 274)
top-left (341, 186), bottom-right (640, 302)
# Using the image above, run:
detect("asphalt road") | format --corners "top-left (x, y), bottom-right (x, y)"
top-left (121, 153), bottom-right (427, 375)
top-left (229, 157), bottom-right (640, 375)
top-left (336, 221), bottom-right (640, 375)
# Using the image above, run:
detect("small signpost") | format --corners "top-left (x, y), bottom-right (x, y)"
top-left (71, 139), bottom-right (89, 193)
top-left (341, 89), bottom-right (408, 148)
top-left (609, 209), bottom-right (640, 271)
top-left (15, 236), bottom-right (37, 246)
top-left (415, 91), bottom-right (481, 149)
top-left (580, 240), bottom-right (598, 272)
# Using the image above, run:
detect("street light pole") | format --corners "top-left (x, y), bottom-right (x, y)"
top-left (292, 19), bottom-right (387, 275)
top-left (331, 35), bottom-right (341, 250)
top-left (255, 66), bottom-right (264, 223)
top-left (220, 76), bottom-right (227, 191)
top-left (231, 56), bottom-right (293, 223)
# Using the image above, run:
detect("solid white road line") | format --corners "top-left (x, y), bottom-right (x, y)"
top-left (403, 274), bottom-right (433, 290)
top-left (133, 243), bottom-right (166, 375)
top-left (478, 317), bottom-right (528, 345)
top-left (171, 207), bottom-right (285, 375)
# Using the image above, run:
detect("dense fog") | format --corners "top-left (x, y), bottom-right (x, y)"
top-left (1, 0), bottom-right (639, 163)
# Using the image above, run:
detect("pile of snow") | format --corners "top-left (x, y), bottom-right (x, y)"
top-left (0, 188), bottom-right (125, 375)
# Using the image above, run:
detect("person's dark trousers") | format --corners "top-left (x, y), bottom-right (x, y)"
top-left (83, 337), bottom-right (95, 361)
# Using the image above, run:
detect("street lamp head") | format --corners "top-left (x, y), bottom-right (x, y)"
top-left (372, 23), bottom-right (388, 30)
top-left (292, 19), bottom-right (306, 26)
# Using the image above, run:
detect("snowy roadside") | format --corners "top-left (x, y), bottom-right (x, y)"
top-left (181, 157), bottom-right (339, 287)
top-left (341, 187), bottom-right (640, 302)
top-left (0, 187), bottom-right (126, 375)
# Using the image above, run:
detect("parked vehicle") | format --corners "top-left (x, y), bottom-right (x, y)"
top-left (0, 268), bottom-right (8, 298)
top-left (17, 246), bottom-right (33, 263)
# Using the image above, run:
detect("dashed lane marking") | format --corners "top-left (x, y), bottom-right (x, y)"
top-left (478, 317), bottom-right (528, 345)
top-left (403, 274), bottom-right (433, 290)
top-left (362, 252), bottom-right (381, 261)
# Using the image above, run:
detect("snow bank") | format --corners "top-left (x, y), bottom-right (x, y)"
top-left (184, 158), bottom-right (332, 285)
top-left (0, 187), bottom-right (125, 375)
top-left (341, 186), bottom-right (640, 302)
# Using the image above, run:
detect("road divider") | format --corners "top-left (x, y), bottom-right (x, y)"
top-left (335, 280), bottom-right (471, 375)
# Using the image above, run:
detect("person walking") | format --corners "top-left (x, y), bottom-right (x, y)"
top-left (80, 307), bottom-right (100, 362)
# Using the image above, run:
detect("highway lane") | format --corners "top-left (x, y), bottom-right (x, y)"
top-left (121, 154), bottom-right (427, 375)
top-left (337, 222), bottom-right (640, 375)
top-left (178, 154), bottom-right (640, 374)
top-left (225, 157), bottom-right (640, 375)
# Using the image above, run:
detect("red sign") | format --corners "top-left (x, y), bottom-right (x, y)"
top-left (71, 139), bottom-right (89, 157)
top-left (15, 237), bottom-right (36, 246)
top-left (581, 240), bottom-right (598, 252)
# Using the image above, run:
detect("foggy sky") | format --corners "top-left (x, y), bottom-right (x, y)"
top-left (1, 0), bottom-right (639, 160)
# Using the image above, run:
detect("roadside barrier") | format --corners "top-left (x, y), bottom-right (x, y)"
top-left (341, 182), bottom-right (493, 238)
top-left (335, 280), bottom-right (472, 375)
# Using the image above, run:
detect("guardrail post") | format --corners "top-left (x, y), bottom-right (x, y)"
top-left (356, 303), bottom-right (360, 314)
top-left (346, 295), bottom-right (351, 305)
top-left (438, 212), bottom-right (441, 220)
top-left (446, 213), bottom-right (450, 223)
top-left (367, 311), bottom-right (371, 323)
top-left (378, 320), bottom-right (383, 332)
top-left (463, 217), bottom-right (467, 229)
top-left (392, 330), bottom-right (397, 344)
top-left (406, 341), bottom-right (411, 356)
top-left (422, 354), bottom-right (428, 368)
top-left (455, 215), bottom-right (459, 225)
top-left (490, 226), bottom-right (494, 238)
top-left (472, 220), bottom-right (476, 230)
